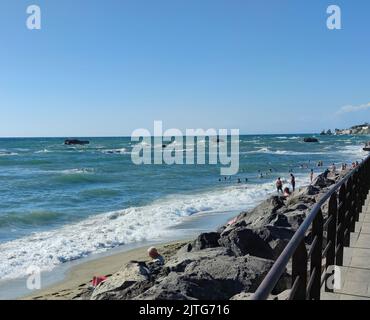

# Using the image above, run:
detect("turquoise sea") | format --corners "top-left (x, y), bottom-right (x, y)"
top-left (0, 134), bottom-right (368, 283)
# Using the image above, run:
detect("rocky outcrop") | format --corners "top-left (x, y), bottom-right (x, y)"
top-left (303, 137), bottom-right (319, 143)
top-left (134, 251), bottom-right (286, 300)
top-left (335, 123), bottom-right (370, 135)
top-left (91, 261), bottom-right (151, 300)
top-left (64, 139), bottom-right (90, 145)
top-left (182, 232), bottom-right (221, 252)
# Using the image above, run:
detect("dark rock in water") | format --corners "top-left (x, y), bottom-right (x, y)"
top-left (303, 137), bottom-right (319, 143)
top-left (134, 251), bottom-right (286, 300)
top-left (64, 139), bottom-right (90, 145)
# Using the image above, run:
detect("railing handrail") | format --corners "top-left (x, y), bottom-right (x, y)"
top-left (251, 155), bottom-right (370, 300)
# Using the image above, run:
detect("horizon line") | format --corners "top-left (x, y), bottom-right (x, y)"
top-left (0, 132), bottom-right (324, 139)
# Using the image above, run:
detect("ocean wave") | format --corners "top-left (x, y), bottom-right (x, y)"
top-left (0, 211), bottom-right (60, 228)
top-left (244, 147), bottom-right (325, 155)
top-left (0, 151), bottom-right (19, 157)
top-left (102, 148), bottom-right (128, 155)
top-left (0, 180), bottom-right (292, 281)
top-left (61, 168), bottom-right (95, 174)
top-left (35, 149), bottom-right (52, 154)
top-left (337, 145), bottom-right (367, 157)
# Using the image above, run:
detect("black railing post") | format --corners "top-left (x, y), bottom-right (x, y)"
top-left (291, 240), bottom-right (308, 300)
top-left (350, 174), bottom-right (357, 232)
top-left (325, 193), bottom-right (337, 292)
top-left (344, 178), bottom-right (352, 247)
top-left (336, 184), bottom-right (346, 266)
top-left (308, 210), bottom-right (323, 300)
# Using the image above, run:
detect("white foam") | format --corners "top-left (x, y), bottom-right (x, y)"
top-left (102, 148), bottom-right (128, 155)
top-left (35, 149), bottom-right (51, 154)
top-left (60, 168), bottom-right (95, 174)
top-left (244, 147), bottom-right (326, 156)
top-left (0, 151), bottom-right (18, 157)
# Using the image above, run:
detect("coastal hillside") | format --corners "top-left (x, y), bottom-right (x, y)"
top-left (321, 123), bottom-right (370, 135)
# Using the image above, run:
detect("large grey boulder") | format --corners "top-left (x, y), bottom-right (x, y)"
top-left (313, 174), bottom-right (335, 188)
top-left (90, 261), bottom-right (151, 300)
top-left (269, 211), bottom-right (306, 230)
top-left (165, 247), bottom-right (232, 273)
top-left (228, 196), bottom-right (286, 231)
top-left (219, 224), bottom-right (295, 260)
top-left (219, 226), bottom-right (275, 259)
top-left (135, 252), bottom-right (286, 300)
top-left (179, 232), bottom-right (221, 254)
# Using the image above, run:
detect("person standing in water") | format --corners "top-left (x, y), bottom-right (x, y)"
top-left (290, 173), bottom-right (296, 192)
top-left (276, 177), bottom-right (283, 194)
top-left (310, 169), bottom-right (314, 183)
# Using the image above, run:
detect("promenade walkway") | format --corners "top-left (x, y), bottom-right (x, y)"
top-left (322, 191), bottom-right (370, 300)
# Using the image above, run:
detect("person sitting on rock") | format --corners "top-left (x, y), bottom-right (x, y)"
top-left (147, 247), bottom-right (165, 266)
top-left (283, 187), bottom-right (291, 197)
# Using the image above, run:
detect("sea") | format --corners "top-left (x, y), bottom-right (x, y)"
top-left (0, 134), bottom-right (368, 296)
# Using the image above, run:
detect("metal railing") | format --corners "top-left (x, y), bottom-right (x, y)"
top-left (251, 155), bottom-right (370, 300)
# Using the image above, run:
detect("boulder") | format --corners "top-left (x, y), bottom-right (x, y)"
top-left (231, 196), bottom-right (286, 230)
top-left (90, 261), bottom-right (151, 300)
top-left (219, 224), bottom-right (295, 260)
top-left (135, 252), bottom-right (287, 300)
top-left (64, 139), bottom-right (90, 145)
top-left (269, 211), bottom-right (306, 230)
top-left (313, 174), bottom-right (335, 188)
top-left (303, 137), bottom-right (319, 143)
top-left (166, 247), bottom-right (232, 273)
top-left (181, 232), bottom-right (221, 253)
top-left (219, 227), bottom-right (275, 259)
top-left (230, 292), bottom-right (253, 300)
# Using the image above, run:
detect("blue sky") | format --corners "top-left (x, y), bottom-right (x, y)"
top-left (0, 0), bottom-right (369, 137)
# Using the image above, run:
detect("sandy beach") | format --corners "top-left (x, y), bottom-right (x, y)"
top-left (22, 240), bottom-right (188, 300)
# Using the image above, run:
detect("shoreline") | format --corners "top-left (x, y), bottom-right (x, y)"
top-left (20, 176), bottom-right (322, 300)
top-left (1, 155), bottom-right (362, 300)
top-left (21, 240), bottom-right (189, 300)
top-left (15, 208), bottom-right (241, 300)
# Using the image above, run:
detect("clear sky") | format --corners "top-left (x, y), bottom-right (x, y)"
top-left (0, 0), bottom-right (369, 137)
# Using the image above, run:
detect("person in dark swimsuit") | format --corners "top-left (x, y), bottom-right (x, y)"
top-left (290, 173), bottom-right (296, 192)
